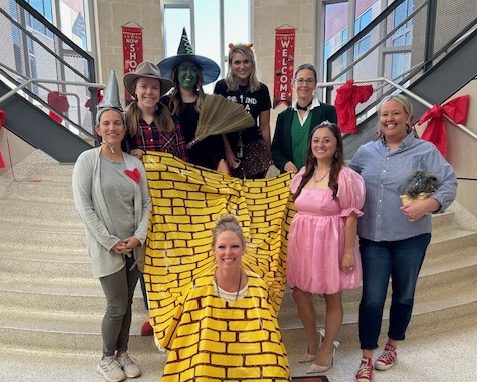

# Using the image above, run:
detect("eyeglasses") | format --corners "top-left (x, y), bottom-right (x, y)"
top-left (295, 78), bottom-right (316, 85)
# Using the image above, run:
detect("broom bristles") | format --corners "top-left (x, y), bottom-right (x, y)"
top-left (192, 94), bottom-right (255, 145)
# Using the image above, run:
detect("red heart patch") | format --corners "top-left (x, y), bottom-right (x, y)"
top-left (124, 168), bottom-right (140, 184)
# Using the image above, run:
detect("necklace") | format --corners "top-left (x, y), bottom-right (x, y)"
top-left (313, 167), bottom-right (330, 183)
top-left (215, 269), bottom-right (242, 301)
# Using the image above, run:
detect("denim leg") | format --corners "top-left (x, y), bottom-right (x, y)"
top-left (388, 233), bottom-right (431, 341)
top-left (358, 238), bottom-right (392, 350)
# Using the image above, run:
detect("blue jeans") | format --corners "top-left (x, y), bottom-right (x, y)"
top-left (358, 233), bottom-right (431, 350)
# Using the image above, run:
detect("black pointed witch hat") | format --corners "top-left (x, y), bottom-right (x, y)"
top-left (158, 28), bottom-right (220, 85)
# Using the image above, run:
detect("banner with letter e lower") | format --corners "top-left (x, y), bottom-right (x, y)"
top-left (273, 25), bottom-right (296, 108)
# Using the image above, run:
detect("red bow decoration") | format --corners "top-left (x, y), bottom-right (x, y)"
top-left (124, 168), bottom-right (140, 184)
top-left (84, 88), bottom-right (104, 112)
top-left (48, 91), bottom-right (70, 123)
top-left (334, 79), bottom-right (373, 134)
top-left (419, 95), bottom-right (470, 158)
top-left (0, 109), bottom-right (5, 168)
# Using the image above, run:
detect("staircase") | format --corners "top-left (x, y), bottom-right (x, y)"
top-left (1, 150), bottom-right (477, 382)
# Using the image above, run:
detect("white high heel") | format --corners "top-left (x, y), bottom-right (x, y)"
top-left (306, 331), bottom-right (339, 374)
top-left (298, 329), bottom-right (323, 363)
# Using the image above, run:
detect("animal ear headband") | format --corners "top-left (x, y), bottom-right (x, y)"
top-left (228, 43), bottom-right (254, 51)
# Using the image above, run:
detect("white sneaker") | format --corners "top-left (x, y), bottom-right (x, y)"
top-left (97, 356), bottom-right (126, 382)
top-left (117, 352), bottom-right (142, 378)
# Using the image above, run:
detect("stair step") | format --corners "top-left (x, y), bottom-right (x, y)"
top-left (4, 181), bottom-right (73, 203)
top-left (0, 281), bottom-right (146, 315)
top-left (0, 198), bottom-right (81, 227)
top-left (0, 222), bottom-right (85, 252)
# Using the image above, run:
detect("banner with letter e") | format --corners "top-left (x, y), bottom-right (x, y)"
top-left (273, 25), bottom-right (296, 109)
top-left (122, 23), bottom-right (143, 103)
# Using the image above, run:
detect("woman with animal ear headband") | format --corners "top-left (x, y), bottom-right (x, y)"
top-left (214, 43), bottom-right (272, 178)
top-left (349, 94), bottom-right (457, 382)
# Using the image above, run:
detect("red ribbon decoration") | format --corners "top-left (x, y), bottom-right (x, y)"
top-left (0, 108), bottom-right (5, 168)
top-left (47, 91), bottom-right (70, 123)
top-left (419, 95), bottom-right (470, 158)
top-left (84, 88), bottom-right (103, 112)
top-left (334, 80), bottom-right (373, 134)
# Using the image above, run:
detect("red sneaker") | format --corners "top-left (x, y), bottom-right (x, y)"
top-left (356, 357), bottom-right (374, 382)
top-left (140, 319), bottom-right (153, 336)
top-left (375, 343), bottom-right (397, 371)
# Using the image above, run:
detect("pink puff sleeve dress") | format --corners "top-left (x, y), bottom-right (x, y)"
top-left (287, 166), bottom-right (365, 294)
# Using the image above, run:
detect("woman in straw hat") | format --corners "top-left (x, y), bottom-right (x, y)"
top-left (214, 43), bottom-right (272, 179)
top-left (123, 60), bottom-right (189, 337)
top-left (124, 60), bottom-right (188, 162)
top-left (73, 71), bottom-right (150, 382)
top-left (158, 28), bottom-right (225, 171)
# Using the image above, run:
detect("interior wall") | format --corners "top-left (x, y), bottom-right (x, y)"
top-left (445, 78), bottom-right (477, 216)
top-left (0, 130), bottom-right (35, 176)
top-left (96, 0), bottom-right (164, 104)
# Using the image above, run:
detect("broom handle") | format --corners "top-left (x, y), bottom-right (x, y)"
top-left (187, 138), bottom-right (200, 149)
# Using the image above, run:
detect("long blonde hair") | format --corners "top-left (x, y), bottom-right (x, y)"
top-left (225, 43), bottom-right (260, 92)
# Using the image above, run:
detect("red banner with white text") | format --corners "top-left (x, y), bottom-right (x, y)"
top-left (122, 24), bottom-right (143, 103)
top-left (273, 26), bottom-right (296, 108)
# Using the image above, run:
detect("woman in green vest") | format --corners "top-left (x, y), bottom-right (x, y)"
top-left (271, 63), bottom-right (337, 173)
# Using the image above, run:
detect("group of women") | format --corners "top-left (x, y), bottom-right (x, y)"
top-left (72, 29), bottom-right (457, 382)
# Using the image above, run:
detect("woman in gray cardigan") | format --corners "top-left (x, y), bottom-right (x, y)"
top-left (72, 72), bottom-right (151, 382)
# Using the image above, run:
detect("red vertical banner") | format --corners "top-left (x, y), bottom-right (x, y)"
top-left (273, 25), bottom-right (296, 109)
top-left (122, 23), bottom-right (144, 103)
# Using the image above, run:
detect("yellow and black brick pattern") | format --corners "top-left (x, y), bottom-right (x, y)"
top-left (142, 152), bottom-right (296, 381)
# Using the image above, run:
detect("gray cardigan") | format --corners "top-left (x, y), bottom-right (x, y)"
top-left (72, 147), bottom-right (151, 278)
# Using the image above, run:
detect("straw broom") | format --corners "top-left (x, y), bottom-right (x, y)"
top-left (188, 94), bottom-right (255, 148)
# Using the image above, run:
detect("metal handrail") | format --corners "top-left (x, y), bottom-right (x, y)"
top-left (316, 77), bottom-right (477, 142)
top-left (0, 78), bottom-right (103, 140)
top-left (0, 64), bottom-right (83, 124)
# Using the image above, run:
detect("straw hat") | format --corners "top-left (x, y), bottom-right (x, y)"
top-left (123, 61), bottom-right (174, 97)
top-left (158, 28), bottom-right (220, 85)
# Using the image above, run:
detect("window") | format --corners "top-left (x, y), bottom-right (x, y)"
top-left (26, 0), bottom-right (53, 37)
top-left (393, 0), bottom-right (413, 46)
top-left (354, 8), bottom-right (372, 57)
top-left (163, 0), bottom-right (251, 90)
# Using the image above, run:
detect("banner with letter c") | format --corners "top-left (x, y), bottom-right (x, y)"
top-left (122, 23), bottom-right (143, 103)
top-left (273, 25), bottom-right (296, 109)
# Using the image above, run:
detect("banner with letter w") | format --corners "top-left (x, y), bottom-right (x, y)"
top-left (273, 25), bottom-right (296, 108)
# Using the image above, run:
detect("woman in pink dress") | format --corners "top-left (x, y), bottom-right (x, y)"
top-left (288, 121), bottom-right (365, 374)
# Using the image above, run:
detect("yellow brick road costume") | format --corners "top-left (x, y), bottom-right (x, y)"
top-left (142, 152), bottom-right (295, 381)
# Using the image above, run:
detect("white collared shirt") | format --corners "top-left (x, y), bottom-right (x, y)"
top-left (291, 96), bottom-right (321, 125)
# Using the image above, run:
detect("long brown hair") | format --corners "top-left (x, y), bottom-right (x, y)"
top-left (125, 98), bottom-right (175, 137)
top-left (293, 121), bottom-right (344, 200)
top-left (168, 63), bottom-right (206, 115)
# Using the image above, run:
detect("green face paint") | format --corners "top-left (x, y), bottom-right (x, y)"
top-left (178, 61), bottom-right (199, 90)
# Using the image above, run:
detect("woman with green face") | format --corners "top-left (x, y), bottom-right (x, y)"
top-left (158, 29), bottom-right (224, 170)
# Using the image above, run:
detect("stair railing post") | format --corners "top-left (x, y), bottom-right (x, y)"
top-left (424, 0), bottom-right (437, 71)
